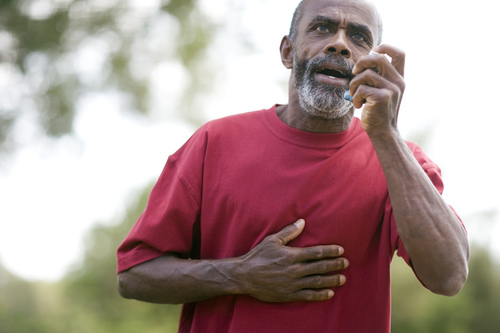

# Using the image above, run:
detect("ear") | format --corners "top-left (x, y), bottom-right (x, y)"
top-left (280, 36), bottom-right (294, 69)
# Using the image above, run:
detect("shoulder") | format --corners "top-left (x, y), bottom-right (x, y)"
top-left (170, 108), bottom-right (270, 159)
top-left (405, 141), bottom-right (444, 192)
top-left (202, 109), bottom-right (268, 133)
top-left (189, 108), bottom-right (271, 146)
top-left (405, 141), bottom-right (441, 172)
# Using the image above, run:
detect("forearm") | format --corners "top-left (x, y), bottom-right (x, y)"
top-left (118, 221), bottom-right (349, 304)
top-left (118, 254), bottom-right (242, 304)
top-left (370, 129), bottom-right (469, 295)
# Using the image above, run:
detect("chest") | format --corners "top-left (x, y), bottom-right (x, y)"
top-left (200, 136), bottom-right (389, 258)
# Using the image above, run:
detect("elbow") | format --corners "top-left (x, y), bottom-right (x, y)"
top-left (422, 235), bottom-right (470, 297)
top-left (432, 282), bottom-right (464, 297)
top-left (117, 271), bottom-right (136, 300)
top-left (429, 265), bottom-right (469, 297)
top-left (435, 244), bottom-right (470, 296)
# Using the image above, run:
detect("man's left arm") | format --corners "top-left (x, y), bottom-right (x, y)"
top-left (349, 44), bottom-right (469, 296)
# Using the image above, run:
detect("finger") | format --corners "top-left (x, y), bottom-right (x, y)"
top-left (349, 69), bottom-right (388, 99)
top-left (351, 84), bottom-right (394, 110)
top-left (296, 274), bottom-right (347, 291)
top-left (290, 288), bottom-right (335, 302)
top-left (294, 244), bottom-right (345, 262)
top-left (300, 258), bottom-right (350, 276)
top-left (372, 44), bottom-right (405, 77)
top-left (270, 219), bottom-right (306, 245)
top-left (353, 53), bottom-right (395, 80)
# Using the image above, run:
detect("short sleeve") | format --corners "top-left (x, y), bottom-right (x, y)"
top-left (116, 128), bottom-right (208, 273)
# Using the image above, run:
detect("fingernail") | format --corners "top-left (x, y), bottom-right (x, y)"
top-left (294, 219), bottom-right (305, 227)
top-left (327, 290), bottom-right (334, 298)
top-left (339, 275), bottom-right (346, 285)
top-left (343, 259), bottom-right (349, 268)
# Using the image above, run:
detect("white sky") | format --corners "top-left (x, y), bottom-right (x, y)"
top-left (1, 0), bottom-right (499, 281)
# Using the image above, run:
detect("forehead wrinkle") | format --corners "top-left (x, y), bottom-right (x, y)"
top-left (299, 0), bottom-right (383, 44)
top-left (304, 14), bottom-right (375, 47)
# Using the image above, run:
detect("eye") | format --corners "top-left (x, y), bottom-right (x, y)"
top-left (351, 33), bottom-right (366, 41)
top-left (316, 25), bottom-right (330, 33)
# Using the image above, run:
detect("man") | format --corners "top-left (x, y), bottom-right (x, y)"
top-left (117, 0), bottom-right (469, 332)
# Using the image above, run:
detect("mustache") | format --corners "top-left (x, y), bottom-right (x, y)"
top-left (307, 54), bottom-right (353, 78)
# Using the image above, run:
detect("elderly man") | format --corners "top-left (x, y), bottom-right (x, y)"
top-left (117, 0), bottom-right (469, 332)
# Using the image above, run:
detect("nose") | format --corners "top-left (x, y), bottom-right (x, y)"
top-left (324, 31), bottom-right (351, 58)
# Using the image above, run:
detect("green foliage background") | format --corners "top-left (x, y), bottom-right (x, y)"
top-left (0, 0), bottom-right (214, 155)
top-left (1, 1), bottom-right (499, 332)
top-left (1, 184), bottom-right (500, 332)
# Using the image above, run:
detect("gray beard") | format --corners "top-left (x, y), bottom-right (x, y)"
top-left (293, 54), bottom-right (352, 120)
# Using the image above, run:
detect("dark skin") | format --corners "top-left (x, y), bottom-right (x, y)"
top-left (118, 0), bottom-right (469, 304)
top-left (119, 219), bottom-right (347, 304)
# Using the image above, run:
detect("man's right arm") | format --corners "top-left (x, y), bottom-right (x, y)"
top-left (118, 219), bottom-right (349, 304)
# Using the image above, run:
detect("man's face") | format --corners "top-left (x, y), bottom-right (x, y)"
top-left (291, 0), bottom-right (380, 119)
top-left (293, 47), bottom-right (353, 120)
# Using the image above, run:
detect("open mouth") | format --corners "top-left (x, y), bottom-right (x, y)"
top-left (315, 67), bottom-right (352, 79)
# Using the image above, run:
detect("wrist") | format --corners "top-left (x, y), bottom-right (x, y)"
top-left (209, 256), bottom-right (247, 296)
top-left (366, 125), bottom-right (401, 148)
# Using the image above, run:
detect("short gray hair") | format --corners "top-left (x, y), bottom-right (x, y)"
top-left (288, 0), bottom-right (306, 44)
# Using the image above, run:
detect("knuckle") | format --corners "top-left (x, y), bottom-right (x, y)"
top-left (380, 91), bottom-right (391, 104)
top-left (337, 258), bottom-right (349, 269)
top-left (313, 275), bottom-right (323, 287)
top-left (263, 234), bottom-right (276, 243)
top-left (276, 235), bottom-right (288, 245)
top-left (399, 80), bottom-right (406, 91)
top-left (283, 251), bottom-right (297, 264)
top-left (315, 247), bottom-right (325, 259)
top-left (304, 292), bottom-right (315, 301)
top-left (318, 261), bottom-right (329, 273)
top-left (333, 260), bottom-right (343, 270)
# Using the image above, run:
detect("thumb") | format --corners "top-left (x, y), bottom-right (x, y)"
top-left (274, 219), bottom-right (305, 245)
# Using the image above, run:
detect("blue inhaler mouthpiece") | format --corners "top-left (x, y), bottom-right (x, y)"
top-left (344, 91), bottom-right (353, 102)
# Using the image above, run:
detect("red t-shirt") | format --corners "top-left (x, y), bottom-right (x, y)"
top-left (117, 106), bottom-right (449, 333)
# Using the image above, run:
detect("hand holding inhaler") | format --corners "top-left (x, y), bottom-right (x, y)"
top-left (345, 44), bottom-right (406, 132)
top-left (343, 50), bottom-right (380, 102)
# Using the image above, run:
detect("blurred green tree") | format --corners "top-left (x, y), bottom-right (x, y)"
top-left (0, 0), bottom-right (217, 154)
top-left (391, 244), bottom-right (500, 333)
top-left (2, 1), bottom-right (499, 332)
top-left (1, 186), bottom-right (499, 332)
top-left (59, 183), bottom-right (180, 333)
top-left (0, 262), bottom-right (54, 333)
top-left (59, 199), bottom-right (500, 333)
